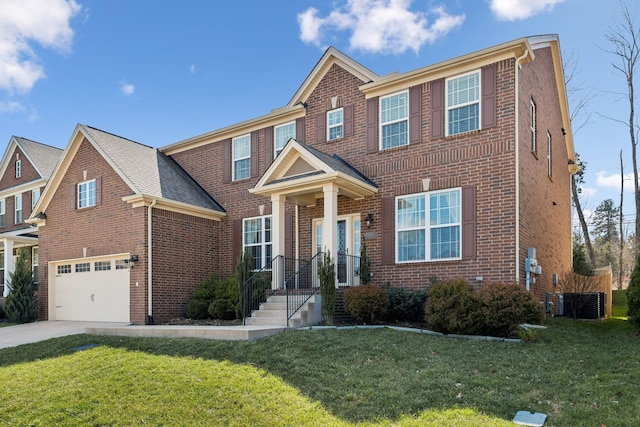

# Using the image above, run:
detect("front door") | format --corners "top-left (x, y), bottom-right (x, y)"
top-left (313, 214), bottom-right (361, 287)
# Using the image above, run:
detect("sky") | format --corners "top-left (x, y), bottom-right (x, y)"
top-left (0, 0), bottom-right (634, 230)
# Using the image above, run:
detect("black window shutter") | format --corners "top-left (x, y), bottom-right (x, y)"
top-left (381, 197), bottom-right (395, 265)
top-left (343, 105), bottom-right (354, 137)
top-left (315, 112), bottom-right (326, 143)
top-left (482, 64), bottom-right (497, 129)
top-left (409, 85), bottom-right (422, 144)
top-left (233, 218), bottom-right (242, 265)
top-left (251, 131), bottom-right (259, 178)
top-left (222, 138), bottom-right (231, 183)
top-left (462, 185), bottom-right (477, 260)
top-left (296, 117), bottom-right (305, 142)
top-left (264, 127), bottom-right (273, 165)
top-left (366, 97), bottom-right (379, 153)
top-left (431, 79), bottom-right (444, 139)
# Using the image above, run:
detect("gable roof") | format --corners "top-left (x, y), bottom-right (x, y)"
top-left (31, 124), bottom-right (224, 223)
top-left (250, 138), bottom-right (377, 206)
top-left (0, 136), bottom-right (63, 183)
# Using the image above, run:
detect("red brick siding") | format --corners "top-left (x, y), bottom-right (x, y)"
top-left (518, 46), bottom-right (573, 300)
top-left (150, 209), bottom-right (219, 323)
top-left (37, 138), bottom-right (147, 323)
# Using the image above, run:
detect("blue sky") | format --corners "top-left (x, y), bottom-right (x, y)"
top-left (0, 0), bottom-right (634, 227)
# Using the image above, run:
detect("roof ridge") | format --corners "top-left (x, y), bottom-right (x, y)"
top-left (14, 136), bottom-right (63, 151)
top-left (83, 125), bottom-right (155, 150)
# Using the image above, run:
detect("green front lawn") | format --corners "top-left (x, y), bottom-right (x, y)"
top-left (613, 289), bottom-right (628, 318)
top-left (0, 318), bottom-right (638, 426)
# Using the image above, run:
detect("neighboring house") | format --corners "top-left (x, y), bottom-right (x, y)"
top-left (29, 34), bottom-right (576, 324)
top-left (0, 137), bottom-right (62, 298)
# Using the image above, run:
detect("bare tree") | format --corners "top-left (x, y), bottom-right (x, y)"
top-left (620, 150), bottom-right (626, 288)
top-left (572, 154), bottom-right (595, 266)
top-left (606, 0), bottom-right (640, 248)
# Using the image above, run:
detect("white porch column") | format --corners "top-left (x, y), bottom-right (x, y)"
top-left (322, 183), bottom-right (338, 288)
top-left (3, 239), bottom-right (13, 297)
top-left (271, 194), bottom-right (286, 290)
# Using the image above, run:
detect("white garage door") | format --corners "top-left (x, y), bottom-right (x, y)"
top-left (52, 255), bottom-right (130, 322)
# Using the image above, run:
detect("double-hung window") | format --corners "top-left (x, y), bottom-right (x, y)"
top-left (232, 134), bottom-right (251, 181)
top-left (14, 194), bottom-right (22, 224)
top-left (274, 122), bottom-right (295, 158)
top-left (530, 98), bottom-right (537, 153)
top-left (396, 188), bottom-right (461, 262)
top-left (0, 199), bottom-right (5, 227)
top-left (380, 91), bottom-right (408, 149)
top-left (243, 216), bottom-right (272, 270)
top-left (446, 71), bottom-right (480, 136)
top-left (327, 108), bottom-right (344, 141)
top-left (78, 179), bottom-right (96, 209)
top-left (32, 188), bottom-right (41, 210)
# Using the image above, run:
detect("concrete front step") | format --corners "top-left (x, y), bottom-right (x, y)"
top-left (244, 294), bottom-right (320, 328)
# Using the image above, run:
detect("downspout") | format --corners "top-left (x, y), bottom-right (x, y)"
top-left (514, 49), bottom-right (530, 285)
top-left (147, 199), bottom-right (157, 324)
top-left (295, 205), bottom-right (299, 288)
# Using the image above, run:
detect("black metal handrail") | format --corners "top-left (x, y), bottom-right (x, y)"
top-left (285, 253), bottom-right (321, 326)
top-left (241, 256), bottom-right (276, 325)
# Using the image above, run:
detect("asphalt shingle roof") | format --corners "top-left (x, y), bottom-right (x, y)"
top-left (80, 125), bottom-right (224, 213)
top-left (14, 137), bottom-right (63, 178)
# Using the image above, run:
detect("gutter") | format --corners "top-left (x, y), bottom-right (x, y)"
top-left (148, 199), bottom-right (157, 324)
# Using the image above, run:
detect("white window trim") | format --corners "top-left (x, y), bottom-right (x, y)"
top-left (547, 131), bottom-right (552, 178)
top-left (15, 160), bottom-right (21, 178)
top-left (243, 215), bottom-right (272, 270)
top-left (14, 194), bottom-right (22, 224)
top-left (274, 121), bottom-right (296, 158)
top-left (445, 70), bottom-right (481, 137)
top-left (32, 246), bottom-right (38, 283)
top-left (530, 98), bottom-right (537, 153)
top-left (379, 90), bottom-right (409, 150)
top-left (232, 134), bottom-right (251, 181)
top-left (32, 188), bottom-right (41, 210)
top-left (395, 188), bottom-right (462, 263)
top-left (0, 198), bottom-right (5, 227)
top-left (78, 179), bottom-right (96, 209)
top-left (327, 107), bottom-right (344, 141)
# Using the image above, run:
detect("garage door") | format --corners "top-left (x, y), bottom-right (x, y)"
top-left (52, 255), bottom-right (130, 322)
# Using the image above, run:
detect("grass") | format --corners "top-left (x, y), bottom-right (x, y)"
top-left (612, 289), bottom-right (628, 318)
top-left (0, 318), bottom-right (639, 426)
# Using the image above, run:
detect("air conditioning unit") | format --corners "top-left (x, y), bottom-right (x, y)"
top-left (556, 293), bottom-right (564, 316)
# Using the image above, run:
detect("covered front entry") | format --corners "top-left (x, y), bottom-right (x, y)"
top-left (249, 139), bottom-right (377, 289)
top-left (313, 214), bottom-right (361, 287)
top-left (49, 254), bottom-right (130, 322)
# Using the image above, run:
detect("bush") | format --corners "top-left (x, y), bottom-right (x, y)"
top-left (627, 252), bottom-right (640, 328)
top-left (319, 251), bottom-right (336, 324)
top-left (425, 280), bottom-right (481, 335)
top-left (0, 302), bottom-right (5, 319)
top-left (384, 285), bottom-right (428, 323)
top-left (4, 248), bottom-right (38, 323)
top-left (476, 283), bottom-right (544, 337)
top-left (186, 273), bottom-right (241, 320)
top-left (344, 285), bottom-right (389, 324)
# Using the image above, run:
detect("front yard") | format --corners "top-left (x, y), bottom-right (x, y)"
top-left (0, 317), bottom-right (638, 426)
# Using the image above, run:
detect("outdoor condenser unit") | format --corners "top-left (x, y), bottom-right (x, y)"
top-left (556, 293), bottom-right (564, 316)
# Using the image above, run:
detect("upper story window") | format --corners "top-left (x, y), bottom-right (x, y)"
top-left (232, 134), bottom-right (251, 181)
top-left (530, 98), bottom-right (537, 153)
top-left (32, 188), bottom-right (41, 210)
top-left (380, 91), bottom-right (408, 149)
top-left (0, 199), bottom-right (5, 227)
top-left (547, 131), bottom-right (553, 178)
top-left (446, 70), bottom-right (480, 136)
top-left (327, 108), bottom-right (344, 141)
top-left (243, 215), bottom-right (272, 270)
top-left (14, 194), bottom-right (22, 224)
top-left (15, 160), bottom-right (21, 178)
top-left (78, 179), bottom-right (96, 209)
top-left (274, 122), bottom-right (296, 158)
top-left (396, 188), bottom-right (461, 263)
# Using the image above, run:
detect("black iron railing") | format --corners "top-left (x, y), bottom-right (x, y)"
top-left (285, 253), bottom-right (321, 326)
top-left (241, 258), bottom-right (275, 325)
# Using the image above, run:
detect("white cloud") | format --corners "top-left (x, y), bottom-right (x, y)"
top-left (298, 0), bottom-right (465, 54)
top-left (0, 100), bottom-right (25, 114)
top-left (489, 0), bottom-right (566, 21)
top-left (595, 171), bottom-right (636, 191)
top-left (190, 64), bottom-right (196, 74)
top-left (0, 0), bottom-right (81, 93)
top-left (120, 81), bottom-right (135, 96)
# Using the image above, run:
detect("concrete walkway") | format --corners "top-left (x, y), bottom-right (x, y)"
top-left (0, 321), bottom-right (285, 349)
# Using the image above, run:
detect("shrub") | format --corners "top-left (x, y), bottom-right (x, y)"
top-left (344, 285), bottom-right (389, 324)
top-left (0, 302), bottom-right (5, 319)
top-left (4, 248), bottom-right (38, 323)
top-left (359, 244), bottom-right (371, 285)
top-left (319, 251), bottom-right (336, 324)
top-left (383, 285), bottom-right (428, 323)
top-left (186, 298), bottom-right (209, 320)
top-left (425, 280), bottom-right (481, 335)
top-left (186, 272), bottom-right (241, 320)
top-left (627, 252), bottom-right (640, 328)
top-left (476, 283), bottom-right (544, 337)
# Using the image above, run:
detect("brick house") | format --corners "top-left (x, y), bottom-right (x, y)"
top-left (0, 136), bottom-right (62, 298)
top-left (29, 34), bottom-right (576, 324)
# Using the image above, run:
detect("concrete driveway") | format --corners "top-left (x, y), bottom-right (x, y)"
top-left (0, 321), bottom-right (129, 349)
